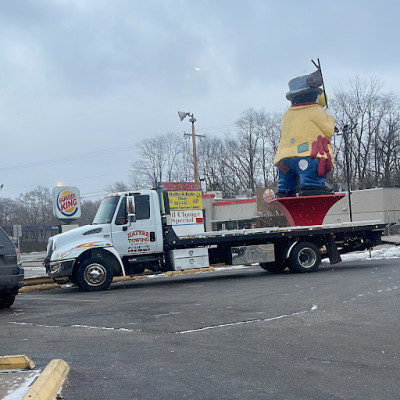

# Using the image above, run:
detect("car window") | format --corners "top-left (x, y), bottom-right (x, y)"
top-left (0, 227), bottom-right (14, 253)
top-left (134, 195), bottom-right (150, 220)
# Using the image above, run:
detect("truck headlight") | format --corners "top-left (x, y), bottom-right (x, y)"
top-left (52, 250), bottom-right (71, 261)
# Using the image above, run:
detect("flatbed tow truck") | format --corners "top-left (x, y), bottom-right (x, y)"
top-left (44, 188), bottom-right (388, 291)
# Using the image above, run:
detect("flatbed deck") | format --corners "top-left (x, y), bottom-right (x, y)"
top-left (169, 220), bottom-right (387, 252)
top-left (176, 220), bottom-right (384, 239)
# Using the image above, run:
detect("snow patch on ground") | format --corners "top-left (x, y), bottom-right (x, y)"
top-left (8, 321), bottom-right (136, 332)
top-left (176, 304), bottom-right (318, 334)
top-left (336, 246), bottom-right (400, 262)
top-left (214, 265), bottom-right (252, 271)
top-left (1, 370), bottom-right (41, 400)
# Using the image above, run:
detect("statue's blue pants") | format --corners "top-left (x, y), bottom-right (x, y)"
top-left (277, 157), bottom-right (326, 195)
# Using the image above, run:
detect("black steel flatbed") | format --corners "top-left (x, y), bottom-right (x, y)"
top-left (167, 220), bottom-right (387, 251)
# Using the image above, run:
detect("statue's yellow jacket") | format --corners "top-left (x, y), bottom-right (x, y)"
top-left (274, 103), bottom-right (335, 166)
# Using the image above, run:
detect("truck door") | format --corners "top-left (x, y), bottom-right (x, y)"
top-left (111, 194), bottom-right (163, 256)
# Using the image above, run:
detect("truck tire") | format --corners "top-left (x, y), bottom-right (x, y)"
top-left (288, 242), bottom-right (321, 273)
top-left (259, 262), bottom-right (287, 273)
top-left (76, 257), bottom-right (114, 291)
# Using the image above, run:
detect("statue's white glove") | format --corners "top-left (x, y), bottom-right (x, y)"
top-left (325, 107), bottom-right (335, 117)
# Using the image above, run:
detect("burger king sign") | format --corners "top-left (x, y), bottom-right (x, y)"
top-left (53, 186), bottom-right (81, 220)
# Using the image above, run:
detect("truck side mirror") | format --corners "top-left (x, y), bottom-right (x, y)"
top-left (127, 196), bottom-right (136, 223)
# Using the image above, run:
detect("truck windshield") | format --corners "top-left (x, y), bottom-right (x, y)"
top-left (92, 196), bottom-right (120, 224)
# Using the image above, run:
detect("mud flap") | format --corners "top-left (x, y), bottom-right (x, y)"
top-left (326, 235), bottom-right (342, 264)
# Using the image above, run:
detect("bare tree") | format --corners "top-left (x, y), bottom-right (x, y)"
top-left (198, 135), bottom-right (239, 197)
top-left (105, 181), bottom-right (130, 193)
top-left (332, 76), bottom-right (400, 189)
top-left (129, 132), bottom-right (186, 188)
top-left (0, 198), bottom-right (19, 227)
top-left (258, 112), bottom-right (281, 188)
top-left (78, 199), bottom-right (102, 225)
top-left (374, 95), bottom-right (400, 186)
top-left (18, 186), bottom-right (58, 243)
top-left (223, 109), bottom-right (263, 195)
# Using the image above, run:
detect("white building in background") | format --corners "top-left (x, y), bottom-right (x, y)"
top-left (324, 188), bottom-right (400, 228)
top-left (202, 193), bottom-right (258, 231)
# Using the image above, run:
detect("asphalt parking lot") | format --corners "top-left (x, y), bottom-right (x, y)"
top-left (1, 258), bottom-right (400, 399)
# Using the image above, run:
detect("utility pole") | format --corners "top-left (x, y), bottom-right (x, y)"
top-left (178, 111), bottom-right (204, 183)
top-left (189, 114), bottom-right (198, 182)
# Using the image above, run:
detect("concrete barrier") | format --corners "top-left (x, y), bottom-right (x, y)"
top-left (22, 266), bottom-right (220, 291)
top-left (20, 283), bottom-right (61, 293)
top-left (0, 355), bottom-right (35, 370)
top-left (22, 359), bottom-right (69, 400)
top-left (23, 277), bottom-right (54, 285)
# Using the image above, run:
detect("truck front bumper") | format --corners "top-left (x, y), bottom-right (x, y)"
top-left (46, 259), bottom-right (75, 279)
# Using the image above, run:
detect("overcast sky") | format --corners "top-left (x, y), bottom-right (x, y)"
top-left (1, 0), bottom-right (399, 200)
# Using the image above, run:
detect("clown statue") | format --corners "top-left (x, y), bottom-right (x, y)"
top-left (274, 70), bottom-right (335, 197)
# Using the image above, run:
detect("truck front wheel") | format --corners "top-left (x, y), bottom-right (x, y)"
top-left (288, 242), bottom-right (321, 273)
top-left (76, 257), bottom-right (114, 291)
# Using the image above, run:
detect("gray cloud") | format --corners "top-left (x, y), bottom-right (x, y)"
top-left (0, 0), bottom-right (399, 199)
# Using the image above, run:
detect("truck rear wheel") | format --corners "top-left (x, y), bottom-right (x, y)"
top-left (288, 242), bottom-right (321, 273)
top-left (76, 257), bottom-right (114, 291)
top-left (259, 262), bottom-right (287, 273)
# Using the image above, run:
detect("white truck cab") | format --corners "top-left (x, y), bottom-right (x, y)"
top-left (45, 190), bottom-right (165, 291)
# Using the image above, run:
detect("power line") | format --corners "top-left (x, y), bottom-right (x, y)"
top-left (2, 170), bottom-right (129, 197)
top-left (0, 120), bottom-right (238, 199)
top-left (0, 143), bottom-right (138, 172)
top-left (195, 123), bottom-right (236, 134)
top-left (0, 124), bottom-right (236, 173)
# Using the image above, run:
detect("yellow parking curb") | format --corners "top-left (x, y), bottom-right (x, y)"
top-left (113, 267), bottom-right (216, 281)
top-left (166, 267), bottom-right (215, 275)
top-left (23, 359), bottom-right (69, 400)
top-left (0, 355), bottom-right (35, 370)
top-left (20, 266), bottom-right (220, 292)
top-left (24, 277), bottom-right (55, 286)
top-left (20, 283), bottom-right (61, 293)
top-left (112, 276), bottom-right (132, 282)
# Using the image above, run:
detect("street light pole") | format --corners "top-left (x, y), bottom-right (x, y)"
top-left (178, 111), bottom-right (199, 183)
top-left (343, 124), bottom-right (353, 222)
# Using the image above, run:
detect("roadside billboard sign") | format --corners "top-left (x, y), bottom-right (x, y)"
top-left (162, 182), bottom-right (204, 235)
